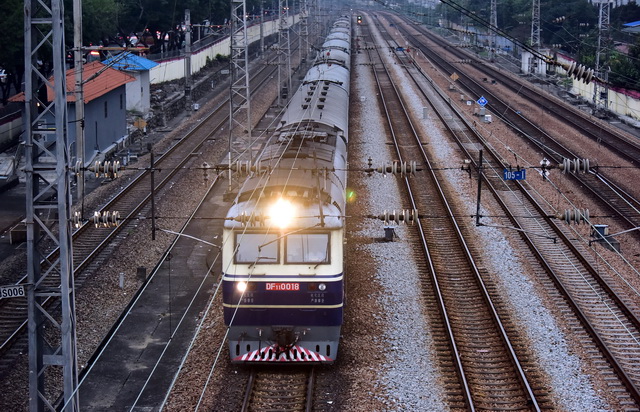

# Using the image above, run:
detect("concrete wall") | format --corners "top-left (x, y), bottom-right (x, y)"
top-left (521, 50), bottom-right (549, 76)
top-left (0, 112), bottom-right (22, 151)
top-left (149, 16), bottom-right (291, 84)
top-left (556, 53), bottom-right (640, 122)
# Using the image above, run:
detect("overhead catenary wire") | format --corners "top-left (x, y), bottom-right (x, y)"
top-left (386, 11), bottom-right (640, 324)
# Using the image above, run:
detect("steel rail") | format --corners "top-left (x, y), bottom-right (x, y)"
top-left (389, 14), bottom-right (640, 239)
top-left (387, 12), bottom-right (640, 405)
top-left (363, 15), bottom-right (540, 411)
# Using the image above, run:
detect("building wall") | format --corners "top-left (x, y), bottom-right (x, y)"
top-left (125, 71), bottom-right (151, 114)
top-left (149, 16), bottom-right (291, 84)
top-left (61, 85), bottom-right (128, 164)
top-left (521, 51), bottom-right (548, 75)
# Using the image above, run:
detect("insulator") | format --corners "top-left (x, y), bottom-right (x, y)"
top-left (376, 163), bottom-right (393, 175)
top-left (581, 158), bottom-right (590, 173)
top-left (72, 211), bottom-right (82, 228)
top-left (401, 161), bottom-right (417, 176)
top-left (92, 210), bottom-right (119, 228)
top-left (234, 212), bottom-right (265, 226)
top-left (72, 160), bottom-right (83, 175)
top-left (385, 163), bottom-right (393, 174)
top-left (374, 161), bottom-right (418, 176)
top-left (584, 68), bottom-right (594, 84)
top-left (87, 160), bottom-right (120, 178)
top-left (105, 160), bottom-right (120, 179)
top-left (89, 160), bottom-right (102, 177)
top-left (232, 160), bottom-right (266, 176)
top-left (406, 209), bottom-right (418, 224)
top-left (243, 160), bottom-right (252, 175)
top-left (376, 209), bottom-right (418, 225)
top-left (235, 212), bottom-right (251, 225)
top-left (558, 208), bottom-right (589, 224)
top-left (560, 158), bottom-right (590, 174)
top-left (106, 211), bottom-right (119, 227)
top-left (568, 64), bottom-right (595, 84)
top-left (92, 211), bottom-right (100, 227)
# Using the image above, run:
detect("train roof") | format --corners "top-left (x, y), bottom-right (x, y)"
top-left (316, 49), bottom-right (350, 69)
top-left (277, 65), bottom-right (349, 135)
top-left (224, 199), bottom-right (344, 230)
top-left (325, 32), bottom-right (350, 43)
top-left (321, 38), bottom-right (350, 53)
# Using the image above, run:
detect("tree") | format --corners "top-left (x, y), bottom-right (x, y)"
top-left (0, 0), bottom-right (25, 100)
top-left (79, 0), bottom-right (120, 45)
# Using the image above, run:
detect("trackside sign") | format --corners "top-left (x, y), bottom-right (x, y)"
top-left (1, 285), bottom-right (25, 299)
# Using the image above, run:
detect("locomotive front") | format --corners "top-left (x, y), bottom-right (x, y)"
top-left (221, 16), bottom-right (351, 363)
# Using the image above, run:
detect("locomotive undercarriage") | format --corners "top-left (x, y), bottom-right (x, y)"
top-left (229, 325), bottom-right (340, 363)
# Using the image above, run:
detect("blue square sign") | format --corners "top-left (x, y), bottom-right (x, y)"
top-left (503, 169), bottom-right (526, 180)
top-left (477, 96), bottom-right (488, 107)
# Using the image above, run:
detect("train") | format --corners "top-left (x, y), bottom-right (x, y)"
top-left (221, 15), bottom-right (352, 363)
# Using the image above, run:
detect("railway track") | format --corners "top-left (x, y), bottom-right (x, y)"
top-left (383, 13), bottom-right (640, 239)
top-left (361, 17), bottom-right (546, 410)
top-left (241, 367), bottom-right (315, 412)
top-left (0, 45), bottom-right (306, 374)
top-left (366, 12), bottom-right (640, 409)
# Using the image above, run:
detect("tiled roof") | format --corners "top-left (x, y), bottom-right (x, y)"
top-left (103, 52), bottom-right (158, 71)
top-left (10, 61), bottom-right (134, 104)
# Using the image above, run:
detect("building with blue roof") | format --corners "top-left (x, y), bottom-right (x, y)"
top-left (103, 52), bottom-right (158, 115)
top-left (623, 21), bottom-right (640, 33)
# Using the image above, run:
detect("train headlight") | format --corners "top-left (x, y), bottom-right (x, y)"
top-left (318, 283), bottom-right (327, 291)
top-left (237, 281), bottom-right (248, 292)
top-left (268, 198), bottom-right (296, 229)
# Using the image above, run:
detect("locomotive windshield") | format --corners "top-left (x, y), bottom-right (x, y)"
top-left (234, 233), bottom-right (279, 264)
top-left (285, 233), bottom-right (330, 264)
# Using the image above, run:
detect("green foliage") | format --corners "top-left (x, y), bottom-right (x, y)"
top-left (609, 50), bottom-right (640, 90)
top-left (84, 0), bottom-right (120, 40)
top-left (0, 0), bottom-right (25, 73)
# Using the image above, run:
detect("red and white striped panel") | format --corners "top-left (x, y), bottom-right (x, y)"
top-left (234, 345), bottom-right (332, 362)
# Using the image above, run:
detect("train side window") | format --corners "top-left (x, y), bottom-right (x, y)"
top-left (235, 233), bottom-right (279, 264)
top-left (285, 233), bottom-right (330, 264)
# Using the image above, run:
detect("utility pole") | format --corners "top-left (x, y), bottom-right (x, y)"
top-left (74, 0), bottom-right (84, 209)
top-left (593, 0), bottom-right (611, 113)
top-left (185, 9), bottom-right (193, 114)
top-left (490, 0), bottom-right (497, 61)
top-left (530, 0), bottom-right (540, 73)
top-left (299, 0), bottom-right (309, 63)
top-left (260, 1), bottom-right (266, 54)
top-left (228, 0), bottom-right (253, 184)
top-left (25, 0), bottom-right (79, 409)
top-left (277, 0), bottom-right (292, 107)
